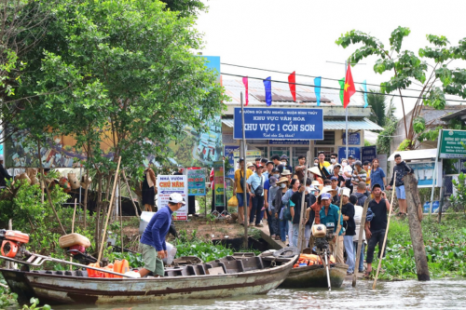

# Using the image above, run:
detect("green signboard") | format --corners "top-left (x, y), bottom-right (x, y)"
top-left (439, 129), bottom-right (466, 159)
top-left (212, 160), bottom-right (225, 207)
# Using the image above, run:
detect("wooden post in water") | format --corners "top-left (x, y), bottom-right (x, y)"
top-left (352, 197), bottom-right (371, 287)
top-left (404, 174), bottom-right (430, 281)
top-left (241, 92), bottom-right (248, 249)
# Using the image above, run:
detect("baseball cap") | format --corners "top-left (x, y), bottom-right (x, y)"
top-left (269, 176), bottom-right (278, 186)
top-left (254, 163), bottom-right (263, 168)
top-left (342, 187), bottom-right (351, 197)
top-left (321, 193), bottom-right (331, 200)
top-left (334, 163), bottom-right (342, 168)
top-left (330, 176), bottom-right (338, 181)
top-left (239, 158), bottom-right (245, 163)
top-left (348, 155), bottom-right (355, 159)
top-left (280, 155), bottom-right (288, 160)
top-left (355, 160), bottom-right (362, 167)
top-left (247, 162), bottom-right (254, 168)
top-left (168, 193), bottom-right (186, 205)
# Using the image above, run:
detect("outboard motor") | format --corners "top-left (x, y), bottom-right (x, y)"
top-left (312, 222), bottom-right (335, 256)
top-left (0, 230), bottom-right (30, 259)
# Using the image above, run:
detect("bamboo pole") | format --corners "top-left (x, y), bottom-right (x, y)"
top-left (372, 173), bottom-right (396, 289)
top-left (122, 170), bottom-right (140, 218)
top-left (97, 157), bottom-right (122, 263)
top-left (334, 194), bottom-right (344, 263)
top-left (119, 176), bottom-right (124, 254)
top-left (352, 197), bottom-right (372, 287)
top-left (70, 198), bottom-right (77, 271)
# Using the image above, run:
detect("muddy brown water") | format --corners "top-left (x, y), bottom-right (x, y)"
top-left (54, 279), bottom-right (466, 310)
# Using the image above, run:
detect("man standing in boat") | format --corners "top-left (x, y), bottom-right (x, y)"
top-left (319, 192), bottom-right (344, 264)
top-left (138, 193), bottom-right (185, 278)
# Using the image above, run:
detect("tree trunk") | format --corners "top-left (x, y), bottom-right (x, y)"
top-left (404, 174), bottom-right (430, 281)
top-left (94, 174), bottom-right (103, 253)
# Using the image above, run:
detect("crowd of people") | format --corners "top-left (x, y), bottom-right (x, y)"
top-left (233, 152), bottom-right (413, 276)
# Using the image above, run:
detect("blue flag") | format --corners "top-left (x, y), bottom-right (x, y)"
top-left (363, 80), bottom-right (368, 108)
top-left (263, 77), bottom-right (272, 106)
top-left (314, 77), bottom-right (322, 106)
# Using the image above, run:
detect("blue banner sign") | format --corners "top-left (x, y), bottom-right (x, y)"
top-left (233, 108), bottom-right (324, 140)
top-left (338, 147), bottom-right (361, 161)
top-left (361, 146), bottom-right (377, 163)
top-left (269, 140), bottom-right (308, 145)
top-left (342, 132), bottom-right (361, 145)
top-left (224, 145), bottom-right (238, 179)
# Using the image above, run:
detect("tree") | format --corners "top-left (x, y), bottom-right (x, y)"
top-left (336, 27), bottom-right (466, 149)
top-left (363, 88), bottom-right (388, 127)
top-left (161, 0), bottom-right (206, 17)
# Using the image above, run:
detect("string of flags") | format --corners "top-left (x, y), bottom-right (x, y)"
top-left (241, 64), bottom-right (368, 108)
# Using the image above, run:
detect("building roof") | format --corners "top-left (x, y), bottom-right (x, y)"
top-left (222, 78), bottom-right (364, 107)
top-left (222, 117), bottom-right (383, 131)
top-left (440, 107), bottom-right (466, 122)
top-left (388, 149), bottom-right (438, 161)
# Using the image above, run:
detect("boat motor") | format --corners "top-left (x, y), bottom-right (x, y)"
top-left (0, 230), bottom-right (30, 259)
top-left (313, 222), bottom-right (335, 256)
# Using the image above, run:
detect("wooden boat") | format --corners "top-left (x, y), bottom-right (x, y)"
top-left (280, 262), bottom-right (348, 288)
top-left (0, 254), bottom-right (296, 306)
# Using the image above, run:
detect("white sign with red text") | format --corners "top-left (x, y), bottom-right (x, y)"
top-left (156, 175), bottom-right (188, 221)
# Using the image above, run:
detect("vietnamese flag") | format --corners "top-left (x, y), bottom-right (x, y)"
top-left (343, 63), bottom-right (356, 108)
top-left (242, 76), bottom-right (249, 106)
top-left (288, 71), bottom-right (296, 102)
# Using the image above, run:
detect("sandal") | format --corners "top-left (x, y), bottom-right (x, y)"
top-left (363, 269), bottom-right (372, 279)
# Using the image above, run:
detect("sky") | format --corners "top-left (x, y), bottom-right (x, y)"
top-left (195, 0), bottom-right (466, 119)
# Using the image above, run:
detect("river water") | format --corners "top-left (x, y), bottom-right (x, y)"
top-left (56, 279), bottom-right (466, 310)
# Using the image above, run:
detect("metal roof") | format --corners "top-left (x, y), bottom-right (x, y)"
top-left (222, 117), bottom-right (383, 131)
top-left (388, 149), bottom-right (438, 161)
top-left (440, 107), bottom-right (466, 121)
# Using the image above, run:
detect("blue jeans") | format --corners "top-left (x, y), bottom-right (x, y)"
top-left (236, 193), bottom-right (250, 207)
top-left (250, 195), bottom-right (264, 225)
top-left (267, 210), bottom-right (279, 236)
top-left (344, 235), bottom-right (355, 273)
top-left (396, 185), bottom-right (406, 199)
top-left (279, 219), bottom-right (288, 242)
top-left (291, 223), bottom-right (300, 247)
top-left (353, 241), bottom-right (365, 272)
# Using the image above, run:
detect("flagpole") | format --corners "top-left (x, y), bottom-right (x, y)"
top-left (345, 61), bottom-right (348, 161)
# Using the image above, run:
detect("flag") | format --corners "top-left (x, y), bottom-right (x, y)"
top-left (338, 78), bottom-right (345, 105)
top-left (343, 63), bottom-right (356, 108)
top-left (263, 77), bottom-right (272, 106)
top-left (314, 77), bottom-right (322, 106)
top-left (363, 80), bottom-right (368, 108)
top-left (288, 71), bottom-right (296, 102)
top-left (242, 76), bottom-right (249, 106)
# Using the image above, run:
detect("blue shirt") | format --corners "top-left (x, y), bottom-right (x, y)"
top-left (263, 171), bottom-right (269, 180)
top-left (370, 168), bottom-right (386, 190)
top-left (264, 179), bottom-right (270, 191)
top-left (247, 173), bottom-right (266, 196)
top-left (319, 203), bottom-right (344, 235)
top-left (141, 206), bottom-right (173, 251)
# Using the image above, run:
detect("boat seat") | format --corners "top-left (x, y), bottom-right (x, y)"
top-left (239, 258), bottom-right (259, 271)
top-left (236, 260), bottom-right (245, 272)
top-left (255, 257), bottom-right (264, 269)
top-left (181, 266), bottom-right (197, 276)
top-left (76, 270), bottom-right (87, 277)
top-left (220, 259), bottom-right (240, 274)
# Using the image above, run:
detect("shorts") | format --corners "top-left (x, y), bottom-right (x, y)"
top-left (139, 243), bottom-right (165, 277)
top-left (236, 193), bottom-right (250, 207)
top-left (396, 185), bottom-right (406, 199)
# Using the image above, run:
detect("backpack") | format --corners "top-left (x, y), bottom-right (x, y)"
top-left (284, 197), bottom-right (294, 221)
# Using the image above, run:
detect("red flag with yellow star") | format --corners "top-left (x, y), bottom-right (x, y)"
top-left (343, 63), bottom-right (356, 108)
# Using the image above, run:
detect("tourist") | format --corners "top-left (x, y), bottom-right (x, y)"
top-left (304, 179), bottom-right (318, 246)
top-left (263, 161), bottom-right (274, 179)
top-left (141, 165), bottom-right (156, 212)
top-left (355, 181), bottom-right (370, 206)
top-left (247, 162), bottom-right (255, 172)
top-left (386, 154), bottom-right (412, 216)
top-left (282, 178), bottom-right (300, 245)
top-left (261, 158), bottom-right (268, 167)
top-left (319, 192), bottom-right (344, 264)
top-left (294, 155), bottom-right (306, 182)
top-left (271, 155), bottom-right (281, 168)
top-left (328, 153), bottom-right (339, 174)
top-left (290, 180), bottom-right (312, 247)
top-left (275, 177), bottom-right (290, 242)
top-left (332, 164), bottom-right (345, 186)
top-left (343, 156), bottom-right (353, 188)
top-left (281, 169), bottom-right (293, 183)
top-left (370, 158), bottom-right (387, 190)
top-left (351, 194), bottom-right (366, 273)
top-left (308, 166), bottom-right (324, 186)
top-left (351, 161), bottom-right (367, 193)
top-left (341, 188), bottom-right (355, 275)
top-left (255, 157), bottom-right (261, 167)
top-left (317, 151), bottom-right (331, 179)
top-left (330, 176), bottom-right (341, 205)
top-left (363, 161), bottom-right (371, 189)
top-left (247, 163), bottom-right (266, 227)
top-left (139, 193), bottom-right (185, 278)
top-left (233, 158), bottom-right (253, 225)
top-left (341, 159), bottom-right (348, 168)
top-left (280, 155), bottom-right (293, 173)
top-left (365, 183), bottom-right (391, 278)
top-left (314, 157), bottom-right (319, 166)
top-left (265, 176), bottom-right (279, 239)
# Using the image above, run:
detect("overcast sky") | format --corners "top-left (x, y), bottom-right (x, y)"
top-left (196, 0), bottom-right (466, 118)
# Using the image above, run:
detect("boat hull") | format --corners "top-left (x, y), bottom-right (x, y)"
top-left (1, 258), bottom-right (294, 305)
top-left (280, 263), bottom-right (348, 288)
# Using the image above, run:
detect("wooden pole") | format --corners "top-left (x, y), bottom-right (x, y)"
top-left (70, 198), bottom-right (77, 271)
top-left (122, 170), bottom-right (140, 218)
top-left (372, 173), bottom-right (396, 289)
top-left (97, 157), bottom-right (122, 263)
top-left (438, 177), bottom-right (445, 224)
top-left (241, 92), bottom-right (248, 249)
top-left (298, 203), bottom-right (308, 251)
top-left (352, 197), bottom-right (371, 287)
top-left (6, 219), bottom-right (12, 269)
top-left (119, 176), bottom-right (124, 254)
top-left (334, 195), bottom-right (344, 262)
top-left (404, 174), bottom-right (430, 281)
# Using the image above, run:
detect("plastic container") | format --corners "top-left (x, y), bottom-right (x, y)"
top-left (87, 263), bottom-right (103, 278)
top-left (103, 264), bottom-right (114, 278)
top-left (162, 242), bottom-right (177, 265)
top-left (59, 233), bottom-right (91, 249)
top-left (113, 259), bottom-right (130, 278)
top-left (5, 230), bottom-right (30, 243)
top-left (432, 201), bottom-right (440, 213)
top-left (423, 202), bottom-right (431, 213)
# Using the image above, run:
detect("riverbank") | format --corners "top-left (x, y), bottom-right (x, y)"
top-left (375, 214), bottom-right (466, 280)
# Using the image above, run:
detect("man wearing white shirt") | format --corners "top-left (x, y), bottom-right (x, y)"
top-left (350, 194), bottom-right (366, 273)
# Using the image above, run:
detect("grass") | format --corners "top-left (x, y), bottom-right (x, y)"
top-left (374, 214), bottom-right (466, 280)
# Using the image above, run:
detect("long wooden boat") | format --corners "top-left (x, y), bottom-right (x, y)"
top-left (1, 254), bottom-right (296, 306)
top-left (280, 263), bottom-right (348, 288)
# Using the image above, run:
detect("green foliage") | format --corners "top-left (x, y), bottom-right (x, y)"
top-left (21, 298), bottom-right (51, 310)
top-left (376, 217), bottom-right (466, 280)
top-left (417, 126), bottom-right (443, 143)
top-left (413, 117), bottom-right (426, 134)
top-left (389, 26), bottom-right (411, 53)
top-left (397, 139), bottom-right (412, 151)
top-left (107, 251), bottom-right (144, 268)
top-left (174, 230), bottom-right (234, 262)
top-left (161, 0), bottom-right (206, 18)
top-left (363, 89), bottom-right (388, 127)
top-left (449, 172), bottom-right (466, 213)
top-left (364, 140), bottom-right (372, 147)
top-left (376, 118), bottom-right (397, 155)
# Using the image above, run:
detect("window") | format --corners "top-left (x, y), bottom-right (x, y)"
top-left (315, 131), bottom-right (335, 145)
